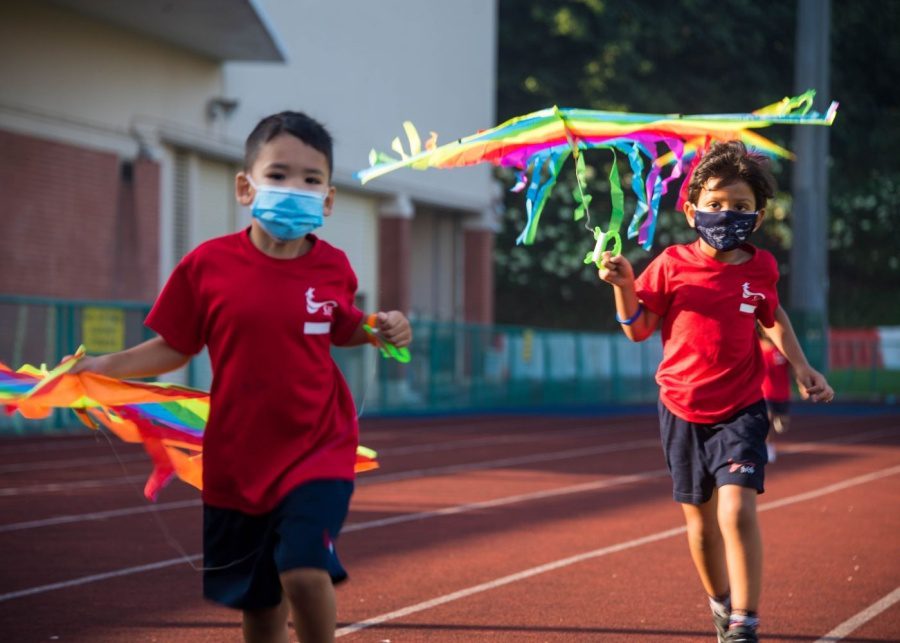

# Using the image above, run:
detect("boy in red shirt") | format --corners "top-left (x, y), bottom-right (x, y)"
top-left (760, 331), bottom-right (792, 462)
top-left (74, 112), bottom-right (412, 643)
top-left (598, 141), bottom-right (833, 643)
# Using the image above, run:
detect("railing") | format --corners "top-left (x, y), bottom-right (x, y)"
top-left (1, 295), bottom-right (897, 433)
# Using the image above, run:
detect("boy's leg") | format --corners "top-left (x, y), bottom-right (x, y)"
top-left (658, 400), bottom-right (731, 639)
top-left (717, 485), bottom-right (762, 613)
top-left (272, 479), bottom-right (353, 643)
top-left (242, 601), bottom-right (290, 643)
top-left (281, 567), bottom-right (337, 643)
top-left (203, 502), bottom-right (287, 641)
top-left (680, 490), bottom-right (730, 598)
top-left (709, 401), bottom-right (768, 640)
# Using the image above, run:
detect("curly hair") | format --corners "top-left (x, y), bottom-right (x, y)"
top-left (687, 141), bottom-right (777, 211)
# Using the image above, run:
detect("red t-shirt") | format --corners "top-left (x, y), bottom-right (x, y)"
top-left (635, 241), bottom-right (780, 423)
top-left (145, 230), bottom-right (364, 514)
top-left (761, 342), bottom-right (791, 402)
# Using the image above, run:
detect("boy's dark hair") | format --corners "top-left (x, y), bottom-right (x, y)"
top-left (687, 141), bottom-right (776, 210)
top-left (244, 111), bottom-right (333, 178)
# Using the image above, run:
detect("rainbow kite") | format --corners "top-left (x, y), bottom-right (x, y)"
top-left (357, 90), bottom-right (838, 263)
top-left (1, 347), bottom-right (378, 501)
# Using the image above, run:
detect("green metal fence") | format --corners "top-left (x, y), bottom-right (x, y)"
top-left (0, 295), bottom-right (153, 432)
top-left (2, 295), bottom-right (898, 434)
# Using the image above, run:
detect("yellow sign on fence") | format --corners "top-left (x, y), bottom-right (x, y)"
top-left (82, 307), bottom-right (125, 353)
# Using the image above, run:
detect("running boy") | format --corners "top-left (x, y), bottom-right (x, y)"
top-left (598, 141), bottom-right (833, 643)
top-left (760, 330), bottom-right (792, 463)
top-left (73, 111), bottom-right (412, 643)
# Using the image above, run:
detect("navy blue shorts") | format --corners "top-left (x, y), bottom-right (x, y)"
top-left (658, 399), bottom-right (769, 505)
top-left (203, 479), bottom-right (354, 610)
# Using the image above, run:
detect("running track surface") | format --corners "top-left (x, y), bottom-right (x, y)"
top-left (0, 411), bottom-right (898, 642)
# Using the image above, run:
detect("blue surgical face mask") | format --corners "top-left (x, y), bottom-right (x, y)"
top-left (692, 208), bottom-right (759, 251)
top-left (247, 178), bottom-right (326, 242)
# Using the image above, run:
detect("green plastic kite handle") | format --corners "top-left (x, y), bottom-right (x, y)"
top-left (363, 324), bottom-right (411, 363)
top-left (584, 228), bottom-right (623, 267)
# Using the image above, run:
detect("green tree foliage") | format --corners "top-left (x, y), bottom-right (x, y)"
top-left (495, 0), bottom-right (900, 329)
top-left (827, 2), bottom-right (900, 326)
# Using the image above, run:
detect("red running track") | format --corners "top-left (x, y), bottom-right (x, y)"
top-left (0, 411), bottom-right (897, 642)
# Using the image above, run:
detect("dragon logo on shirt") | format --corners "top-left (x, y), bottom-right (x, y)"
top-left (306, 288), bottom-right (338, 317)
top-left (739, 282), bottom-right (766, 314)
top-left (741, 282), bottom-right (766, 302)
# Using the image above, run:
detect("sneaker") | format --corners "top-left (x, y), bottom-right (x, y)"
top-left (766, 443), bottom-right (777, 463)
top-left (713, 611), bottom-right (730, 643)
top-left (724, 624), bottom-right (759, 642)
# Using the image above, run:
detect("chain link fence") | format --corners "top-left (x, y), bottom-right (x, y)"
top-left (2, 295), bottom-right (897, 434)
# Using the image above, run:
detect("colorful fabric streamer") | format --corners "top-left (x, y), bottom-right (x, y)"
top-left (357, 90), bottom-right (838, 262)
top-left (1, 348), bottom-right (378, 501)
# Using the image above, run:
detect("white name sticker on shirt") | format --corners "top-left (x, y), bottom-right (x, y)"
top-left (304, 322), bottom-right (331, 335)
top-left (739, 303), bottom-right (757, 314)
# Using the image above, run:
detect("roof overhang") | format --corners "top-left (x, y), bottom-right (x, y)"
top-left (47, 0), bottom-right (286, 62)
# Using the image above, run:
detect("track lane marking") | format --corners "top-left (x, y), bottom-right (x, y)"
top-left (1, 425), bottom-right (896, 532)
top-left (361, 439), bottom-right (659, 484)
top-left (0, 475), bottom-right (148, 497)
top-left (0, 499), bottom-right (201, 533)
top-left (0, 453), bottom-right (147, 474)
top-left (3, 463), bottom-right (897, 608)
top-left (0, 469), bottom-right (670, 603)
top-left (0, 439), bottom-right (659, 498)
top-left (813, 586), bottom-right (900, 642)
top-left (334, 464), bottom-right (900, 637)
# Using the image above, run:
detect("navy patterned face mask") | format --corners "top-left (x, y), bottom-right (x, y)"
top-left (693, 209), bottom-right (759, 251)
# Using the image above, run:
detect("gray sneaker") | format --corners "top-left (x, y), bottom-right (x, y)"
top-left (713, 611), bottom-right (730, 642)
top-left (724, 624), bottom-right (759, 642)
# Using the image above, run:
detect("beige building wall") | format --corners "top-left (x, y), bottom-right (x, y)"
top-left (2, 0), bottom-right (498, 328)
top-left (0, 2), bottom-right (225, 156)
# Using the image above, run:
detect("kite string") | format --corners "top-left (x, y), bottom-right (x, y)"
top-left (94, 420), bottom-right (262, 573)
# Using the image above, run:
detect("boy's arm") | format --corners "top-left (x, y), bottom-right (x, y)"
top-left (70, 336), bottom-right (192, 379)
top-left (764, 306), bottom-right (834, 403)
top-left (340, 311), bottom-right (413, 348)
top-left (598, 251), bottom-right (659, 342)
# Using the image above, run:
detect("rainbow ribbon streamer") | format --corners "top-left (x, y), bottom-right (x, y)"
top-left (0, 347), bottom-right (378, 501)
top-left (357, 90), bottom-right (838, 264)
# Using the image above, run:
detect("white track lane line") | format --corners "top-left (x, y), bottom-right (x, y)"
top-left (0, 453), bottom-right (147, 474)
top-left (380, 421), bottom-right (639, 456)
top-left (0, 439), bottom-right (659, 498)
top-left (3, 463), bottom-right (898, 607)
top-left (0, 499), bottom-right (201, 533)
top-left (344, 469), bottom-right (669, 533)
top-left (334, 464), bottom-right (900, 637)
top-left (0, 420), bottom-right (619, 473)
top-left (813, 586), bottom-right (900, 642)
top-left (1, 425), bottom-right (896, 531)
top-left (361, 439), bottom-right (659, 484)
top-left (0, 468), bottom-right (670, 603)
top-left (0, 475), bottom-right (148, 497)
top-left (0, 555), bottom-right (203, 602)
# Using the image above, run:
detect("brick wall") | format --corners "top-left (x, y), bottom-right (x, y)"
top-left (464, 228), bottom-right (494, 324)
top-left (378, 216), bottom-right (411, 313)
top-left (0, 130), bottom-right (159, 302)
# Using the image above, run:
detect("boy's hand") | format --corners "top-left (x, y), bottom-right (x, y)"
top-left (64, 354), bottom-right (107, 376)
top-left (795, 366), bottom-right (834, 403)
top-left (598, 251), bottom-right (635, 287)
top-left (376, 311), bottom-right (412, 347)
